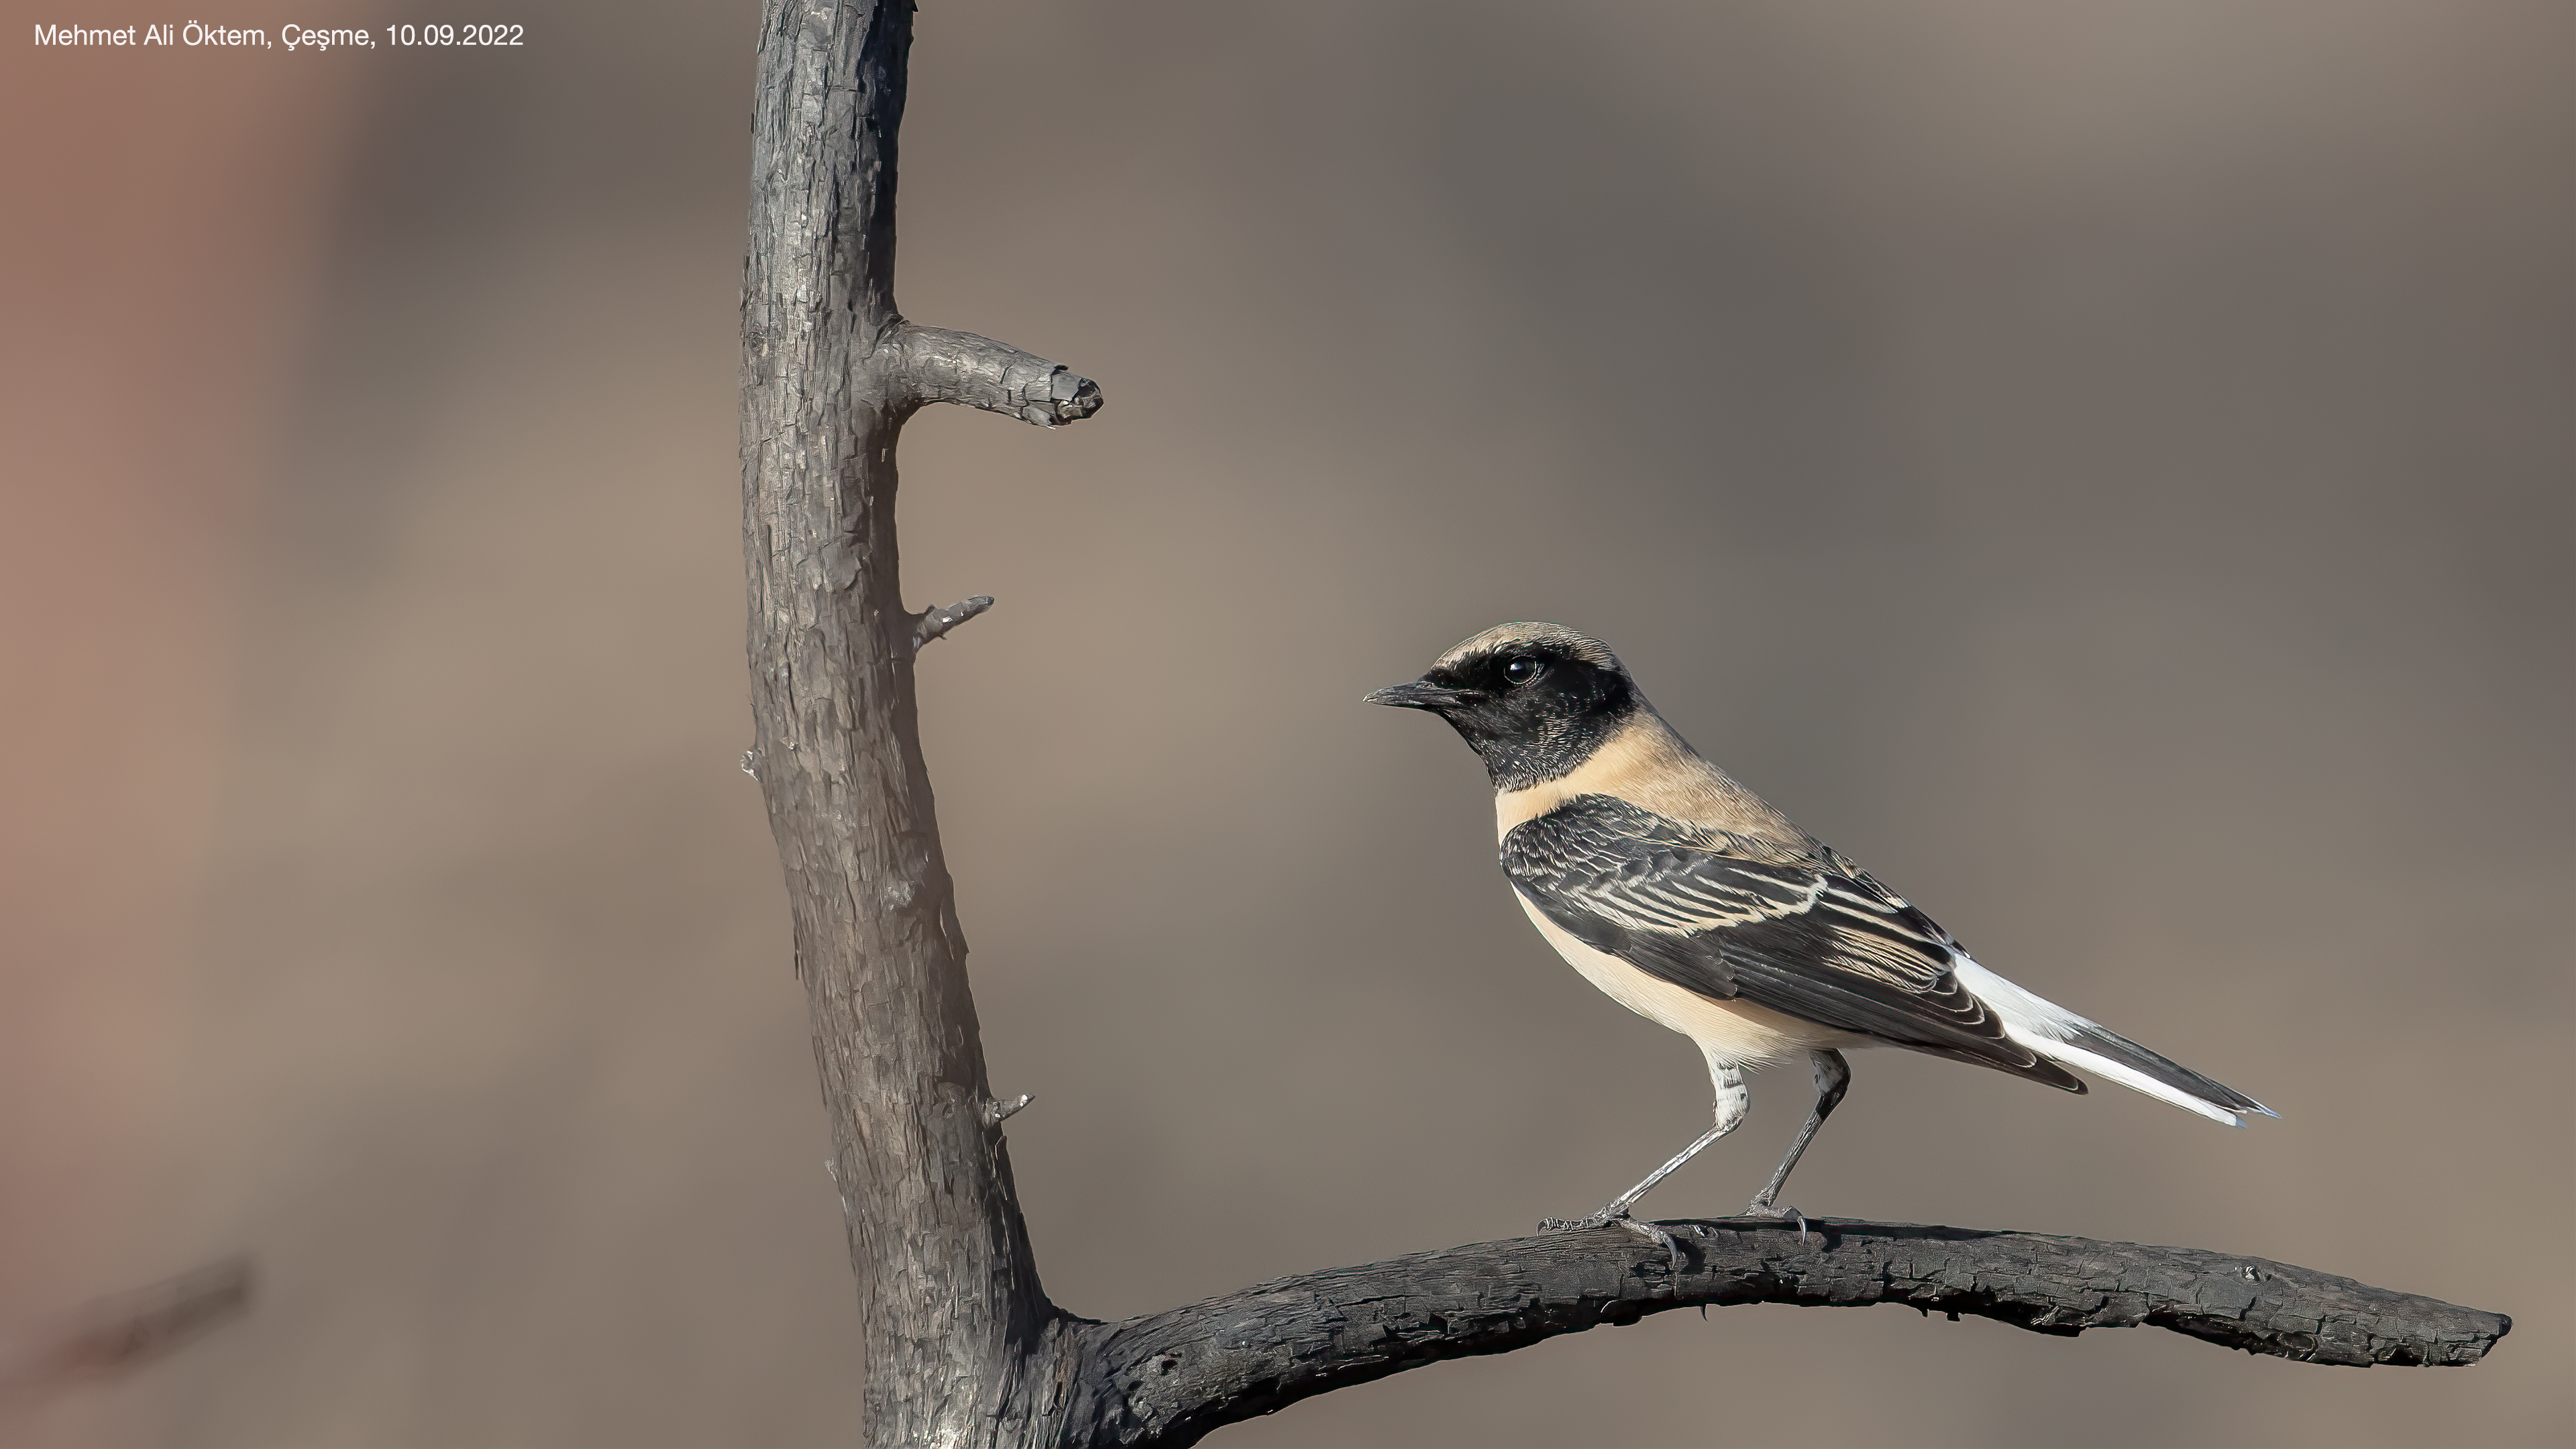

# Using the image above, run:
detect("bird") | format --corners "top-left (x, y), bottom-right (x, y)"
top-left (1366, 622), bottom-right (2269, 1253)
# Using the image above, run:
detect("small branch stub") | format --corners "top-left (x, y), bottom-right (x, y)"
top-left (983, 1093), bottom-right (1033, 1127)
top-left (894, 325), bottom-right (1104, 428)
top-left (913, 595), bottom-right (995, 653)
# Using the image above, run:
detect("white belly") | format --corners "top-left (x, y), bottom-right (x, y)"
top-left (1515, 894), bottom-right (1859, 1072)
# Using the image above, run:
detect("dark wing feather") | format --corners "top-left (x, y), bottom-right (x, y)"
top-left (1503, 795), bottom-right (2082, 1089)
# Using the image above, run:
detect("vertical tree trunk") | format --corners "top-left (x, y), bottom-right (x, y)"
top-left (739, 3), bottom-right (1097, 1442)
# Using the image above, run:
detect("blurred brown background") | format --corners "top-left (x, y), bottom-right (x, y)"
top-left (2, 2), bottom-right (2568, 1445)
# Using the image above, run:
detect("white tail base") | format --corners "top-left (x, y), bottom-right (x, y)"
top-left (1951, 958), bottom-right (2247, 1126)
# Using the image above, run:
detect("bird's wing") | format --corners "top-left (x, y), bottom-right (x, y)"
top-left (1502, 794), bottom-right (2082, 1089)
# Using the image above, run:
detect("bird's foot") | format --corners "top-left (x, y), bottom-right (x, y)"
top-left (1729, 1200), bottom-right (1813, 1242)
top-left (1540, 1208), bottom-right (1687, 1279)
top-left (1538, 1202), bottom-right (1634, 1232)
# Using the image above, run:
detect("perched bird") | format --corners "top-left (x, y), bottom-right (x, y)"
top-left (1366, 623), bottom-right (2268, 1249)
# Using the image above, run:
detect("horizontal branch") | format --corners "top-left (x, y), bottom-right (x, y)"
top-left (1046, 1219), bottom-right (2510, 1446)
top-left (891, 324), bottom-right (1104, 427)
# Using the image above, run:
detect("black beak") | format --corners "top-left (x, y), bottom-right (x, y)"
top-left (1364, 680), bottom-right (1478, 712)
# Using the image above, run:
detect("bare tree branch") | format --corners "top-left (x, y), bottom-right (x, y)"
top-left (1025, 1221), bottom-right (2510, 1446)
top-left (894, 325), bottom-right (1105, 427)
top-left (0, 1258), bottom-right (254, 1401)
top-left (913, 594), bottom-right (995, 652)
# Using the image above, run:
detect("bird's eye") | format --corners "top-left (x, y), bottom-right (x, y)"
top-left (1504, 657), bottom-right (1542, 686)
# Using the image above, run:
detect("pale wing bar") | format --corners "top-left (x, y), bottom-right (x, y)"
top-left (1503, 794), bottom-right (2084, 1089)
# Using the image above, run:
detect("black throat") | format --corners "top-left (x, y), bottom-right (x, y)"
top-left (1429, 662), bottom-right (1640, 793)
top-left (1461, 699), bottom-right (1635, 792)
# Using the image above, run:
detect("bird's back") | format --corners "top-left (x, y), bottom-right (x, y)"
top-left (1494, 711), bottom-right (1810, 852)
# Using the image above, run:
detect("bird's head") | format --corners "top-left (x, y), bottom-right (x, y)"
top-left (1364, 623), bottom-right (1642, 790)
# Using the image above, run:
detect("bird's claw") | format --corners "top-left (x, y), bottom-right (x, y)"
top-left (1538, 1207), bottom-right (1629, 1233)
top-left (1541, 1208), bottom-right (1688, 1279)
top-left (1732, 1201), bottom-right (1812, 1242)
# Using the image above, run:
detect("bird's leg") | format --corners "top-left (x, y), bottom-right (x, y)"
top-left (1735, 1049), bottom-right (1851, 1239)
top-left (1542, 1120), bottom-right (1729, 1226)
top-left (1543, 1067), bottom-right (1748, 1275)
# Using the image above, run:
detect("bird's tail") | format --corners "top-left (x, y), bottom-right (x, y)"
top-left (1951, 958), bottom-right (2273, 1126)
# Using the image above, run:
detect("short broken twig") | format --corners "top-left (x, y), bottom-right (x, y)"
top-left (912, 595), bottom-right (995, 652)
